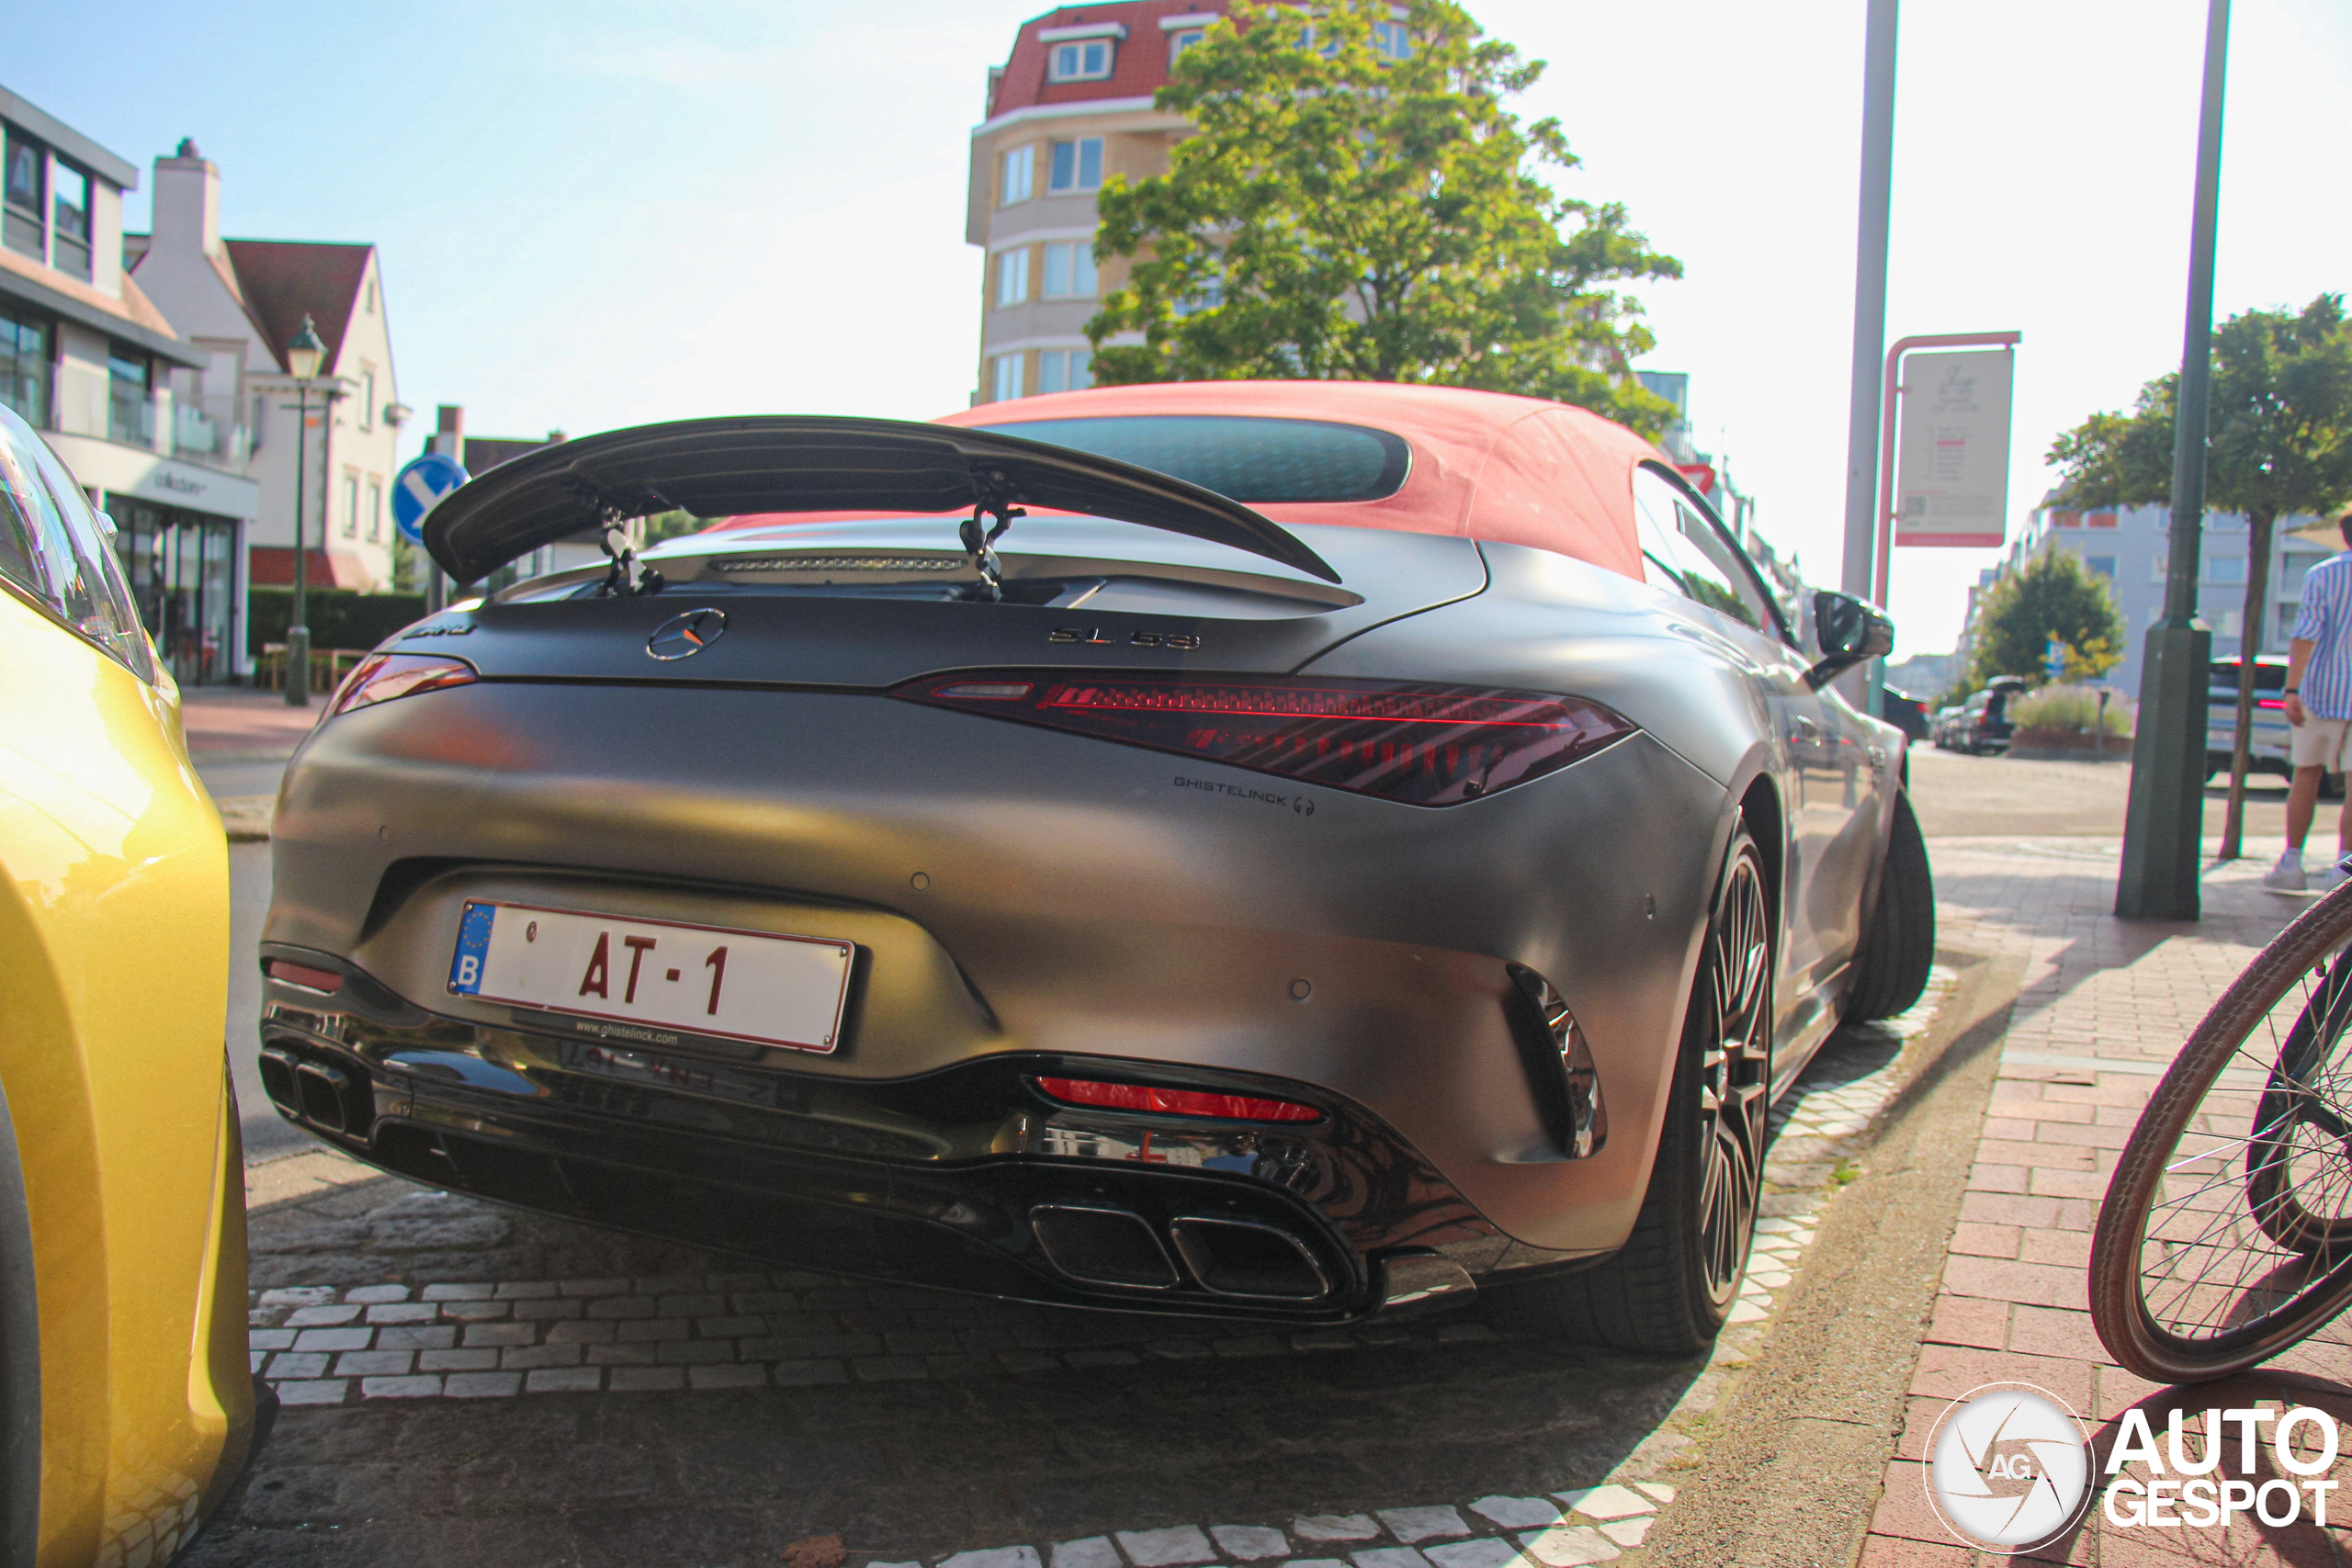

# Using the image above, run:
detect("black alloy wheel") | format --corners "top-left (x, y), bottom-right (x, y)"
top-left (1482, 823), bottom-right (1774, 1353)
top-left (1696, 836), bottom-right (1773, 1310)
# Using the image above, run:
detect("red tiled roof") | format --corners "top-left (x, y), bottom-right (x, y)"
top-left (990, 1), bottom-right (1231, 118)
top-left (222, 240), bottom-right (371, 372)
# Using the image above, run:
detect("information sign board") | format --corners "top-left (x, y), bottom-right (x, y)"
top-left (1895, 349), bottom-right (2014, 548)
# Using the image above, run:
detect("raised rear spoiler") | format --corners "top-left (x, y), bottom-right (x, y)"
top-left (422, 415), bottom-right (1341, 585)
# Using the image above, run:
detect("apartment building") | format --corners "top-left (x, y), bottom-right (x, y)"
top-left (970, 3), bottom-right (1238, 403)
top-left (1980, 500), bottom-right (2335, 697)
top-left (129, 141), bottom-right (406, 604)
top-left (0, 86), bottom-right (260, 685)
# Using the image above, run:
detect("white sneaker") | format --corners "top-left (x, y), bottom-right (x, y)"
top-left (2319, 862), bottom-right (2350, 893)
top-left (2267, 852), bottom-right (2309, 891)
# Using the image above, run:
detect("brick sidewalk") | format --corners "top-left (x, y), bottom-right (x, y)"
top-left (1863, 836), bottom-right (2352, 1565)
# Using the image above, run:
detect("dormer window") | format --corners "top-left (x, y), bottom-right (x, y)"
top-left (50, 163), bottom-right (90, 280)
top-left (1047, 39), bottom-right (1114, 80)
top-left (3, 129), bottom-right (45, 262)
top-left (1170, 28), bottom-right (1205, 61)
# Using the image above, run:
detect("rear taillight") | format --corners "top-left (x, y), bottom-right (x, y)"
top-left (1035, 1077), bottom-right (1321, 1122)
top-left (898, 671), bottom-right (1633, 806)
top-left (266, 959), bottom-right (343, 995)
top-left (326, 652), bottom-right (478, 717)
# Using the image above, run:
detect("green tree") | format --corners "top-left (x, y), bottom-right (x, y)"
top-left (1085, 0), bottom-right (1682, 434)
top-left (2049, 294), bottom-right (2352, 855)
top-left (1964, 549), bottom-right (2127, 692)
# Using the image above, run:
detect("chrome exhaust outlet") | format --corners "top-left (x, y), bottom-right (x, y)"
top-left (1168, 1215), bottom-right (1330, 1301)
top-left (1029, 1204), bottom-right (1180, 1290)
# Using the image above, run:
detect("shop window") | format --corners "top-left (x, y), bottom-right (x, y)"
top-left (1001, 145), bottom-right (1034, 206)
top-left (1049, 138), bottom-right (1103, 193)
top-left (1042, 242), bottom-right (1097, 299)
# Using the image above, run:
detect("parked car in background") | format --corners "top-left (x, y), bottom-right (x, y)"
top-left (2206, 655), bottom-right (2342, 796)
top-left (256, 382), bottom-right (1933, 1359)
top-left (0, 405), bottom-right (263, 1563)
top-left (1880, 687), bottom-right (1929, 743)
top-left (1931, 676), bottom-right (2030, 754)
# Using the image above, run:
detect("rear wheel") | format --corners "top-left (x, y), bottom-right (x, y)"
top-left (1845, 792), bottom-right (1934, 1021)
top-left (1485, 824), bottom-right (1772, 1353)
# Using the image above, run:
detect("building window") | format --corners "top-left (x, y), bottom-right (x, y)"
top-left (1372, 20), bottom-right (1413, 60)
top-left (1170, 28), bottom-right (1206, 62)
top-left (996, 246), bottom-right (1030, 307)
top-left (2152, 556), bottom-right (2168, 583)
top-left (992, 353), bottom-right (1025, 402)
top-left (1049, 138), bottom-right (1104, 194)
top-left (1001, 144), bottom-right (1034, 206)
top-left (48, 162), bottom-right (90, 280)
top-left (1038, 350), bottom-right (1092, 394)
top-left (367, 477), bottom-right (383, 542)
top-left (2, 129), bottom-right (43, 262)
top-left (2052, 511), bottom-right (2079, 528)
top-left (341, 472), bottom-right (359, 538)
top-left (0, 304), bottom-right (50, 426)
top-left (366, 277), bottom-right (379, 314)
top-left (1047, 39), bottom-right (1114, 81)
top-left (2087, 511), bottom-right (2118, 528)
top-left (2208, 556), bottom-right (2246, 584)
top-left (2085, 555), bottom-right (2116, 580)
top-left (107, 350), bottom-right (150, 446)
top-left (359, 367), bottom-right (376, 431)
top-left (1042, 242), bottom-right (1098, 299)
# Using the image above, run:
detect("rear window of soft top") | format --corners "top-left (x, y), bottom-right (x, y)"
top-left (974, 414), bottom-right (1411, 503)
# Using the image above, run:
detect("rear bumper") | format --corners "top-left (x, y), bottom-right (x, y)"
top-left (255, 992), bottom-right (1563, 1323)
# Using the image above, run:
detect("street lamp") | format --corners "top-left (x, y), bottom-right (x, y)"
top-left (284, 314), bottom-right (325, 706)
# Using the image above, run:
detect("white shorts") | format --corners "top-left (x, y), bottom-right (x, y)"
top-left (2291, 715), bottom-right (2352, 771)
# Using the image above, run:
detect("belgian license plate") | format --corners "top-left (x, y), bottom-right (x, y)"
top-left (447, 901), bottom-right (853, 1054)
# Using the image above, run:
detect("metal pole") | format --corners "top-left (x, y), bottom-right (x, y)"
top-left (285, 381), bottom-right (311, 706)
top-left (1838, 0), bottom-right (1900, 611)
top-left (2116, 0), bottom-right (2232, 920)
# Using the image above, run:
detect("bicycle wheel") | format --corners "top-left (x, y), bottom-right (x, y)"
top-left (2090, 880), bottom-right (2352, 1382)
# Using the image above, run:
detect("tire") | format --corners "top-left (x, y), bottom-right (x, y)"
top-left (2088, 881), bottom-right (2352, 1382)
top-left (1483, 823), bottom-right (1772, 1354)
top-left (1845, 792), bottom-right (1934, 1021)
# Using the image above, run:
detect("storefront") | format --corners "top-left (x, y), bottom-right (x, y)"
top-left (107, 496), bottom-right (238, 686)
top-left (43, 430), bottom-right (259, 685)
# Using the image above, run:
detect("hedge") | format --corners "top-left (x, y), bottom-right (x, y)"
top-left (246, 588), bottom-right (429, 655)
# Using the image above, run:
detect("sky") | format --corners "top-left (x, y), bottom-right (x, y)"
top-left (11, 0), bottom-right (2351, 658)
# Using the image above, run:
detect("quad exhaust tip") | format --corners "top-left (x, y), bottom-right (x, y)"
top-left (1026, 1205), bottom-right (1331, 1302)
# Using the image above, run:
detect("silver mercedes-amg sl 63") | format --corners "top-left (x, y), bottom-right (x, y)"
top-left (254, 381), bottom-right (1931, 1353)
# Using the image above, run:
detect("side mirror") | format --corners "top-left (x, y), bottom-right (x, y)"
top-left (1807, 590), bottom-right (1894, 690)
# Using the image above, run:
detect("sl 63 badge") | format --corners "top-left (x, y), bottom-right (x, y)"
top-left (1049, 626), bottom-right (1203, 650)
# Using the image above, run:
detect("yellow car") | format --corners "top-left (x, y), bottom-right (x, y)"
top-left (0, 405), bottom-right (259, 1565)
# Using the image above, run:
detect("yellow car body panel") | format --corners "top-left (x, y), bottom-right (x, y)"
top-left (0, 578), bottom-right (254, 1566)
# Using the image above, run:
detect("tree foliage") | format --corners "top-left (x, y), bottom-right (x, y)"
top-left (1085, 0), bottom-right (1682, 434)
top-left (2049, 294), bottom-right (2352, 527)
top-left (1965, 548), bottom-right (2126, 693)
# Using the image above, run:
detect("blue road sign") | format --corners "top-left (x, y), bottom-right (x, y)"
top-left (392, 451), bottom-right (469, 544)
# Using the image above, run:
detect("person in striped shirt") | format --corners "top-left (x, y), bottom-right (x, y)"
top-left (2268, 513), bottom-right (2352, 890)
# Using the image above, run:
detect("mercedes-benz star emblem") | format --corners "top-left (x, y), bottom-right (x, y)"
top-left (647, 608), bottom-right (727, 660)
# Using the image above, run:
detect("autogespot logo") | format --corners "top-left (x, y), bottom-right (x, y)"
top-left (1923, 1383), bottom-right (2095, 1553)
top-left (647, 608), bottom-right (727, 661)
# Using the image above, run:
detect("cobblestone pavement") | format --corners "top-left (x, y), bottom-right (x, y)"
top-left (198, 975), bottom-right (1951, 1565)
top-left (1860, 837), bottom-right (2352, 1566)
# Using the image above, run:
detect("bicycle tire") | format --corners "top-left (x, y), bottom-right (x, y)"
top-left (2090, 878), bottom-right (2352, 1383)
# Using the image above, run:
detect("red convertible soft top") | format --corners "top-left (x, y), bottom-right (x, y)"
top-left (931, 380), bottom-right (1663, 581)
